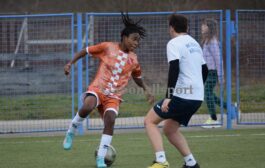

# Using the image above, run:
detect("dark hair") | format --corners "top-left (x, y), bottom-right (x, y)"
top-left (201, 18), bottom-right (218, 44)
top-left (120, 12), bottom-right (146, 41)
top-left (168, 14), bottom-right (188, 33)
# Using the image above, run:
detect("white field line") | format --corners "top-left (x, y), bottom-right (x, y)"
top-left (0, 133), bottom-right (264, 145)
top-left (251, 133), bottom-right (265, 136)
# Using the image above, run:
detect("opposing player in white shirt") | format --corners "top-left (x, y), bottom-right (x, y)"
top-left (145, 14), bottom-right (208, 168)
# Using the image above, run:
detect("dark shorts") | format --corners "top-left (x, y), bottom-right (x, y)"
top-left (153, 96), bottom-right (202, 126)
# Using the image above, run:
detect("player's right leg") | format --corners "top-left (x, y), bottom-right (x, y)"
top-left (63, 93), bottom-right (97, 150)
top-left (96, 108), bottom-right (118, 168)
top-left (145, 104), bottom-right (169, 168)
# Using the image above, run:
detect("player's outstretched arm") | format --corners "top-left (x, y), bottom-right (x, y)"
top-left (64, 48), bottom-right (87, 76)
top-left (133, 77), bottom-right (155, 105)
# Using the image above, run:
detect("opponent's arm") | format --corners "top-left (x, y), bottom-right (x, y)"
top-left (133, 77), bottom-right (155, 105)
top-left (166, 59), bottom-right (179, 99)
top-left (162, 59), bottom-right (179, 112)
top-left (64, 49), bottom-right (87, 76)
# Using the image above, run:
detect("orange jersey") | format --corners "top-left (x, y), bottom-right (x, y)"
top-left (86, 42), bottom-right (142, 100)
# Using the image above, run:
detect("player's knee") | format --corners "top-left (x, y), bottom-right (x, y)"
top-left (104, 111), bottom-right (116, 127)
top-left (81, 106), bottom-right (91, 114)
top-left (163, 127), bottom-right (174, 137)
top-left (86, 106), bottom-right (95, 113)
top-left (163, 123), bottom-right (180, 137)
top-left (83, 101), bottom-right (96, 112)
top-left (83, 96), bottom-right (97, 111)
top-left (144, 117), bottom-right (152, 128)
top-left (78, 105), bottom-right (95, 118)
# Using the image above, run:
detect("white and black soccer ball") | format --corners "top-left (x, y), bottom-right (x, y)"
top-left (95, 145), bottom-right (117, 167)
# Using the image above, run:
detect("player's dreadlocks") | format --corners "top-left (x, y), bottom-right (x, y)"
top-left (120, 12), bottom-right (146, 41)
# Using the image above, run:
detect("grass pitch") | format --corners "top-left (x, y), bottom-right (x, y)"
top-left (0, 128), bottom-right (264, 168)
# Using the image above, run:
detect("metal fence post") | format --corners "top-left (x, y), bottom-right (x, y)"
top-left (77, 13), bottom-right (84, 135)
top-left (226, 10), bottom-right (232, 129)
top-left (71, 15), bottom-right (75, 120)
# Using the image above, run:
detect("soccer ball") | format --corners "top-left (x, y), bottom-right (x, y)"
top-left (95, 145), bottom-right (117, 166)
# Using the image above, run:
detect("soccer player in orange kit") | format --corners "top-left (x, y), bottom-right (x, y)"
top-left (63, 13), bottom-right (154, 168)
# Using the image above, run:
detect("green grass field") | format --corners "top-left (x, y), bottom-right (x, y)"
top-left (0, 128), bottom-right (264, 168)
top-left (0, 84), bottom-right (264, 120)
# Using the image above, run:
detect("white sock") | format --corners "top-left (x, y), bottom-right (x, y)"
top-left (155, 151), bottom-right (166, 163)
top-left (67, 112), bottom-right (85, 134)
top-left (184, 154), bottom-right (196, 166)
top-left (98, 134), bottom-right (112, 158)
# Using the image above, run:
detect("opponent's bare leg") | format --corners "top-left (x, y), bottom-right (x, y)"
top-left (144, 108), bottom-right (169, 167)
top-left (163, 119), bottom-right (197, 166)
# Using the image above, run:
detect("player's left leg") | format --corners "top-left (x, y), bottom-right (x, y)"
top-left (163, 120), bottom-right (191, 156)
top-left (163, 120), bottom-right (199, 168)
top-left (97, 108), bottom-right (118, 168)
top-left (145, 108), bottom-right (169, 168)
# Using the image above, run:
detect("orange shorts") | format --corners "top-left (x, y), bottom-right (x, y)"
top-left (83, 87), bottom-right (121, 118)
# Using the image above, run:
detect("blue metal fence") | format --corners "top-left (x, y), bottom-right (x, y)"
top-left (0, 13), bottom-right (75, 133)
top-left (235, 10), bottom-right (265, 125)
top-left (0, 10), bottom-right (264, 134)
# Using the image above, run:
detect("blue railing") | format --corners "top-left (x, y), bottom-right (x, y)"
top-left (0, 10), bottom-right (264, 134)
